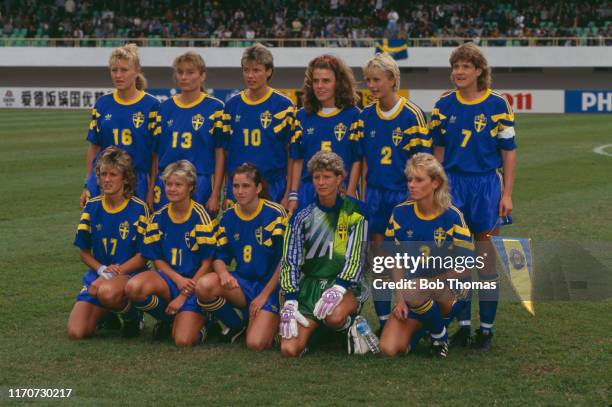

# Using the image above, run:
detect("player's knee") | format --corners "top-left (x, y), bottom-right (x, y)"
top-left (246, 335), bottom-right (272, 352)
top-left (280, 341), bottom-right (304, 358)
top-left (324, 312), bottom-right (346, 329)
top-left (380, 339), bottom-right (402, 357)
top-left (124, 279), bottom-right (145, 301)
top-left (67, 324), bottom-right (92, 340)
top-left (174, 334), bottom-right (199, 347)
top-left (97, 284), bottom-right (123, 308)
top-left (195, 274), bottom-right (218, 300)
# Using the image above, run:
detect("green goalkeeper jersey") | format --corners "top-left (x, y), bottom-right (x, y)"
top-left (281, 195), bottom-right (368, 301)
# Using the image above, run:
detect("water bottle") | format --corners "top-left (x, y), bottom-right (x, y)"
top-left (354, 316), bottom-right (380, 354)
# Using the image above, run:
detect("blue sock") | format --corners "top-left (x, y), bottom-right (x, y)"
top-left (374, 300), bottom-right (391, 330)
top-left (408, 328), bottom-right (427, 352)
top-left (134, 295), bottom-right (172, 322)
top-left (478, 274), bottom-right (499, 334)
top-left (409, 300), bottom-right (446, 342)
top-left (197, 297), bottom-right (243, 330)
top-left (118, 301), bottom-right (139, 321)
top-left (455, 289), bottom-right (472, 330)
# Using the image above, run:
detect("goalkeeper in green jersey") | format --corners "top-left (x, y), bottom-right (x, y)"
top-left (279, 150), bottom-right (369, 357)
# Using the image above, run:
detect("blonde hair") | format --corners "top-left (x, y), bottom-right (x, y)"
top-left (307, 150), bottom-right (346, 178)
top-left (109, 43), bottom-right (147, 90)
top-left (173, 51), bottom-right (207, 92)
top-left (363, 53), bottom-right (400, 91)
top-left (95, 146), bottom-right (136, 199)
top-left (162, 160), bottom-right (197, 197)
top-left (405, 153), bottom-right (451, 210)
top-left (241, 43), bottom-right (274, 82)
top-left (450, 43), bottom-right (492, 91)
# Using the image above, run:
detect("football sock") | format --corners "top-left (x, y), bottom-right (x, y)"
top-left (134, 295), bottom-right (171, 322)
top-left (118, 300), bottom-right (139, 321)
top-left (197, 297), bottom-right (242, 330)
top-left (409, 300), bottom-right (446, 342)
top-left (478, 274), bottom-right (499, 334)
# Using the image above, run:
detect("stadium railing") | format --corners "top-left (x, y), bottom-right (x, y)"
top-left (0, 36), bottom-right (611, 48)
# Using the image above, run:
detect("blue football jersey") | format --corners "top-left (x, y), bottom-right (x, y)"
top-left (216, 199), bottom-right (288, 282)
top-left (385, 201), bottom-right (474, 276)
top-left (430, 89), bottom-right (516, 174)
top-left (74, 195), bottom-right (149, 271)
top-left (156, 93), bottom-right (225, 175)
top-left (142, 201), bottom-right (216, 278)
top-left (361, 97), bottom-right (431, 191)
top-left (223, 88), bottom-right (297, 181)
top-left (87, 90), bottom-right (161, 173)
top-left (291, 106), bottom-right (363, 182)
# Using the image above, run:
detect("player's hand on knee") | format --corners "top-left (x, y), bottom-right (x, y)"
top-left (392, 300), bottom-right (409, 321)
top-left (279, 300), bottom-right (310, 339)
top-left (96, 265), bottom-right (114, 280)
top-left (219, 271), bottom-right (239, 290)
top-left (313, 284), bottom-right (346, 320)
top-left (177, 277), bottom-right (195, 294)
top-left (249, 294), bottom-right (267, 318)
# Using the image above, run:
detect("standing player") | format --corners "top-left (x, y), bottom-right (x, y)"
top-left (361, 53), bottom-right (431, 331)
top-left (195, 163), bottom-right (288, 349)
top-left (223, 43), bottom-right (298, 207)
top-left (430, 43), bottom-right (516, 350)
top-left (289, 54), bottom-right (362, 212)
top-left (125, 160), bottom-right (217, 346)
top-left (153, 51), bottom-right (225, 214)
top-left (380, 153), bottom-right (474, 358)
top-left (68, 147), bottom-right (149, 340)
top-left (279, 151), bottom-right (369, 357)
top-left (80, 43), bottom-right (160, 208)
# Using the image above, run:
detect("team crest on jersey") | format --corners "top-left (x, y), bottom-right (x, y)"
top-left (338, 222), bottom-right (348, 241)
top-left (192, 114), bottom-right (204, 131)
top-left (474, 114), bottom-right (487, 133)
top-left (260, 110), bottom-right (272, 129)
top-left (510, 248), bottom-right (526, 269)
top-left (132, 111), bottom-right (145, 128)
top-left (307, 127), bottom-right (315, 135)
top-left (334, 122), bottom-right (347, 141)
top-left (118, 221), bottom-right (130, 240)
top-left (391, 127), bottom-right (403, 146)
top-left (433, 227), bottom-right (446, 248)
top-left (255, 226), bottom-right (263, 245)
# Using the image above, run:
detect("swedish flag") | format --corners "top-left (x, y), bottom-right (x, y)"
top-left (491, 236), bottom-right (535, 316)
top-left (375, 38), bottom-right (408, 61)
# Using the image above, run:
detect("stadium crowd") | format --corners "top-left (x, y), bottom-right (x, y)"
top-left (1, 0), bottom-right (611, 46)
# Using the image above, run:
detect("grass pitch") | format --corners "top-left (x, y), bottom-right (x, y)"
top-left (0, 110), bottom-right (611, 406)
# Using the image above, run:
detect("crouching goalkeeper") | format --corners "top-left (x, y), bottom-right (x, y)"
top-left (279, 151), bottom-right (370, 357)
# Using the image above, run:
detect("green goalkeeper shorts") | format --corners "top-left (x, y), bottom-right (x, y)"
top-left (297, 276), bottom-right (363, 321)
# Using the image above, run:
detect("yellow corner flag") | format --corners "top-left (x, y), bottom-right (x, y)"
top-left (490, 236), bottom-right (535, 316)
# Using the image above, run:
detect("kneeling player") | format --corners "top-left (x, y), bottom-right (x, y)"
top-left (68, 147), bottom-right (149, 340)
top-left (279, 151), bottom-right (369, 357)
top-left (379, 153), bottom-right (473, 358)
top-left (126, 160), bottom-right (217, 346)
top-left (195, 163), bottom-right (288, 349)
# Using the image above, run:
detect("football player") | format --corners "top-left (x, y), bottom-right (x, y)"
top-left (80, 44), bottom-right (160, 209)
top-left (430, 43), bottom-right (516, 350)
top-left (126, 160), bottom-right (217, 346)
top-left (361, 53), bottom-right (432, 331)
top-left (380, 153), bottom-right (474, 358)
top-left (289, 54), bottom-right (362, 212)
top-left (223, 44), bottom-right (298, 207)
top-left (68, 147), bottom-right (149, 340)
top-left (153, 51), bottom-right (225, 214)
top-left (195, 163), bottom-right (288, 349)
top-left (279, 151), bottom-right (370, 357)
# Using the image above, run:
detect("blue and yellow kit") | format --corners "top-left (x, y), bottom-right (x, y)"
top-left (223, 88), bottom-right (297, 201)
